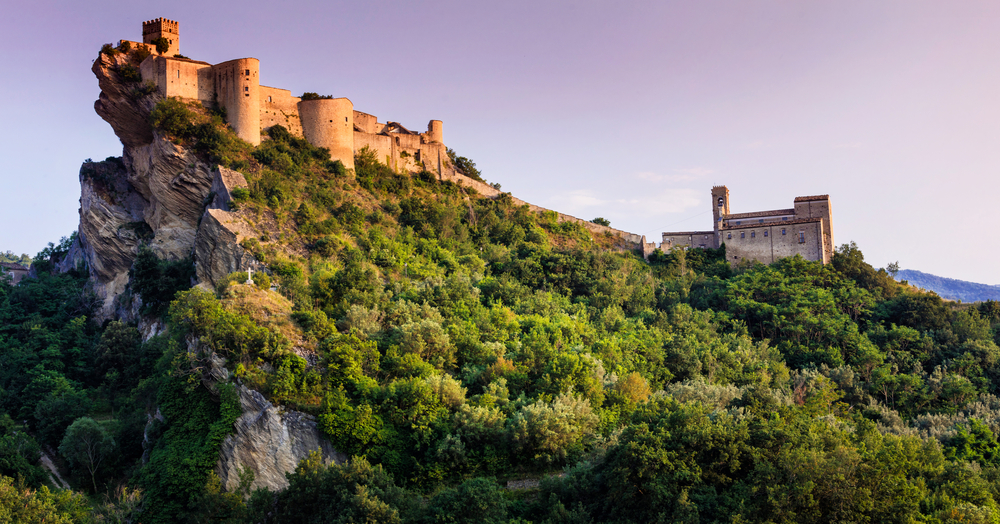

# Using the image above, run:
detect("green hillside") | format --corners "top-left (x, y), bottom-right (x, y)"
top-left (4, 98), bottom-right (1000, 522)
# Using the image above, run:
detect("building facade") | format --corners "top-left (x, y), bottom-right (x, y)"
top-left (661, 186), bottom-right (834, 265)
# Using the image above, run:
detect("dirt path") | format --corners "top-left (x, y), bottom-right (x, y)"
top-left (39, 451), bottom-right (70, 490)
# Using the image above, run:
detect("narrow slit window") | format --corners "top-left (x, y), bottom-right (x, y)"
top-left (176, 70), bottom-right (180, 78)
top-left (799, 231), bottom-right (805, 243)
top-left (781, 228), bottom-right (786, 235)
top-left (751, 231), bottom-right (755, 238)
top-left (764, 230), bottom-right (768, 237)
top-left (244, 86), bottom-right (249, 92)
top-left (740, 232), bottom-right (745, 239)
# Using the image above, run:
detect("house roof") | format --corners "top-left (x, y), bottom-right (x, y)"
top-left (0, 262), bottom-right (28, 271)
top-left (725, 208), bottom-right (795, 220)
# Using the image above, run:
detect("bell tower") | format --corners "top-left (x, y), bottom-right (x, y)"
top-left (142, 18), bottom-right (179, 56)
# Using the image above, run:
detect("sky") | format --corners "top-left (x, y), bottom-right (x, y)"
top-left (1, 1), bottom-right (999, 284)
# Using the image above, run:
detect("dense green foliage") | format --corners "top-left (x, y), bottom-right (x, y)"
top-left (6, 98), bottom-right (1000, 521)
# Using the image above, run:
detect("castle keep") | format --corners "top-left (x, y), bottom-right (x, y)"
top-left (121, 19), bottom-right (449, 173)
top-left (661, 186), bottom-right (834, 265)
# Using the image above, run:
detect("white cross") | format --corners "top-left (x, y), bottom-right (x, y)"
top-left (245, 268), bottom-right (254, 285)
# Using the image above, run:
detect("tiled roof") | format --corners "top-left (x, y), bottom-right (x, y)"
top-left (661, 230), bottom-right (715, 237)
top-left (793, 195), bottom-right (829, 203)
top-left (724, 208), bottom-right (795, 220)
top-left (0, 262), bottom-right (28, 271)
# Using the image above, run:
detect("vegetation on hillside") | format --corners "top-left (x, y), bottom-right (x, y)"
top-left (5, 96), bottom-right (1000, 521)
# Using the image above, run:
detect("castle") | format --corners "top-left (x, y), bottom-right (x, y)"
top-left (121, 19), bottom-right (449, 173)
top-left (661, 186), bottom-right (834, 265)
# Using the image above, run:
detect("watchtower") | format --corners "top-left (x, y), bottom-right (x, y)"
top-left (142, 18), bottom-right (179, 56)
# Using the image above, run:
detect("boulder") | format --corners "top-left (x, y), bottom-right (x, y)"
top-left (195, 208), bottom-right (258, 289)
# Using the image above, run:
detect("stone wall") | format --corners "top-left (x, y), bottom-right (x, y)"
top-left (722, 220), bottom-right (824, 264)
top-left (260, 86), bottom-right (303, 137)
top-left (662, 231), bottom-right (718, 250)
top-left (299, 98), bottom-right (354, 169)
top-left (213, 58), bottom-right (261, 145)
top-left (142, 56), bottom-right (214, 102)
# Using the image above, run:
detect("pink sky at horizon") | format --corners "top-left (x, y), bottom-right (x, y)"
top-left (1, 1), bottom-right (998, 284)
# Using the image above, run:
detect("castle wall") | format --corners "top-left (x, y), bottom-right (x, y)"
top-left (142, 57), bottom-right (214, 101)
top-left (722, 220), bottom-right (824, 265)
top-left (213, 58), bottom-right (261, 146)
top-left (354, 132), bottom-right (394, 168)
top-left (794, 198), bottom-right (834, 263)
top-left (260, 86), bottom-right (303, 137)
top-left (427, 120), bottom-right (443, 144)
top-left (299, 98), bottom-right (354, 169)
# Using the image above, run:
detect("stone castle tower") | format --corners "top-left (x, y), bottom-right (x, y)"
top-left (142, 18), bottom-right (179, 56)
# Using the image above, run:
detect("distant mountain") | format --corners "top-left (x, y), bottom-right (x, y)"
top-left (896, 269), bottom-right (1000, 303)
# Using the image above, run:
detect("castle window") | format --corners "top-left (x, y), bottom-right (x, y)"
top-left (782, 217), bottom-right (788, 221)
top-left (176, 70), bottom-right (180, 78)
top-left (781, 228), bottom-right (786, 235)
top-left (751, 232), bottom-right (755, 238)
top-left (759, 219), bottom-right (764, 223)
top-left (799, 231), bottom-right (805, 243)
top-left (736, 221), bottom-right (741, 225)
top-left (740, 232), bottom-right (745, 239)
top-left (267, 96), bottom-right (272, 102)
top-left (245, 69), bottom-right (250, 76)
top-left (764, 230), bottom-right (768, 237)
top-left (244, 86), bottom-right (249, 92)
top-left (727, 233), bottom-right (732, 239)
top-left (717, 197), bottom-right (724, 207)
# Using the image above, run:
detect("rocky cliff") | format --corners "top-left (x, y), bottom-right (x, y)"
top-left (73, 52), bottom-right (258, 320)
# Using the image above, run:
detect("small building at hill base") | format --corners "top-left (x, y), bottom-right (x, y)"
top-left (120, 19), bottom-right (451, 175)
top-left (0, 263), bottom-right (29, 285)
top-left (662, 185), bottom-right (834, 265)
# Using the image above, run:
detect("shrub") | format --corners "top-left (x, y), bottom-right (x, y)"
top-left (117, 40), bottom-right (131, 53)
top-left (150, 98), bottom-right (194, 137)
top-left (119, 64), bottom-right (142, 83)
top-left (591, 217), bottom-right (611, 227)
top-left (151, 37), bottom-right (170, 54)
top-left (300, 92), bottom-right (333, 100)
top-left (100, 43), bottom-right (118, 57)
top-left (133, 44), bottom-right (152, 63)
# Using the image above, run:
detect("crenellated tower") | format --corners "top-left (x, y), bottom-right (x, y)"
top-left (142, 18), bottom-right (180, 56)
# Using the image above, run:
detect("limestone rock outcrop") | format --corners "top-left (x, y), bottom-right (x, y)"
top-left (194, 208), bottom-right (258, 290)
top-left (216, 384), bottom-right (345, 492)
top-left (93, 52), bottom-right (157, 149)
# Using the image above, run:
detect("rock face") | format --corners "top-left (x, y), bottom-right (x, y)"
top-left (73, 52), bottom-right (248, 320)
top-left (216, 384), bottom-right (345, 492)
top-left (195, 208), bottom-right (258, 290)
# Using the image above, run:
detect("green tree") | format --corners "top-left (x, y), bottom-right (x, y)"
top-left (59, 417), bottom-right (115, 493)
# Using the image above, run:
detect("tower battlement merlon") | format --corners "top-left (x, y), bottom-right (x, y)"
top-left (142, 18), bottom-right (180, 56)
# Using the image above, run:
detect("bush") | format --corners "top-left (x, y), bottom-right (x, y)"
top-left (151, 37), bottom-right (170, 54)
top-left (150, 98), bottom-right (194, 137)
top-left (130, 245), bottom-right (196, 317)
top-left (300, 92), bottom-right (334, 100)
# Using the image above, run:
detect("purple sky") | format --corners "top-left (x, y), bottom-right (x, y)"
top-left (2, 1), bottom-right (999, 285)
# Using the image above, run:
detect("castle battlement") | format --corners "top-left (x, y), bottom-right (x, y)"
top-left (130, 19), bottom-right (449, 174)
top-left (662, 185), bottom-right (835, 265)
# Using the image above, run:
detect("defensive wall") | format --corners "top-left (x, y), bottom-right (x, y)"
top-left (123, 19), bottom-right (654, 254)
top-left (662, 186), bottom-right (834, 265)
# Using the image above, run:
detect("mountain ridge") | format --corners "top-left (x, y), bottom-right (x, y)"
top-left (896, 268), bottom-right (1000, 303)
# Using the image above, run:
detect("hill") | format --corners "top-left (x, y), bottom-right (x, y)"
top-left (7, 28), bottom-right (1000, 524)
top-left (897, 268), bottom-right (1000, 302)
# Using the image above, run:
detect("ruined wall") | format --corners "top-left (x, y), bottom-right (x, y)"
top-left (299, 98), bottom-right (354, 169)
top-left (722, 220), bottom-right (824, 265)
top-left (662, 231), bottom-right (718, 250)
top-left (213, 58), bottom-right (261, 145)
top-left (353, 111), bottom-right (382, 134)
top-left (260, 86), bottom-right (303, 137)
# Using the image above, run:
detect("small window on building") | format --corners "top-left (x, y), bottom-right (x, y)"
top-left (244, 86), bottom-right (249, 92)
top-left (759, 219), bottom-right (764, 223)
top-left (736, 221), bottom-right (741, 225)
top-left (267, 96), bottom-right (272, 102)
top-left (764, 230), bottom-right (768, 237)
top-left (345, 117), bottom-right (348, 122)
top-left (751, 231), bottom-right (755, 238)
top-left (740, 232), bottom-right (745, 239)
top-left (727, 233), bottom-right (732, 239)
top-left (176, 70), bottom-right (180, 78)
top-left (799, 231), bottom-right (805, 243)
top-left (782, 217), bottom-right (788, 221)
top-left (245, 69), bottom-right (250, 76)
top-left (781, 228), bottom-right (786, 235)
